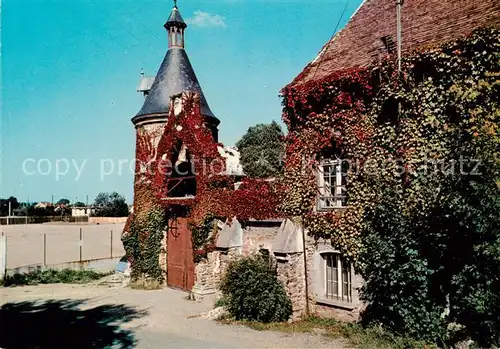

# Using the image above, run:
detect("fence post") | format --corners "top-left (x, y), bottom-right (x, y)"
top-left (110, 230), bottom-right (113, 258)
top-left (43, 233), bottom-right (47, 267)
top-left (79, 227), bottom-right (83, 262)
top-left (0, 236), bottom-right (6, 279)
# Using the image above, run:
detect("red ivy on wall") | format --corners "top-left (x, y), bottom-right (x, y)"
top-left (127, 92), bottom-right (282, 263)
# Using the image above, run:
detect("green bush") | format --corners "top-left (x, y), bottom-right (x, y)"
top-left (219, 254), bottom-right (292, 323)
top-left (1, 269), bottom-right (107, 287)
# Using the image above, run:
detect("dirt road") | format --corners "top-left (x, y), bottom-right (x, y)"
top-left (0, 283), bottom-right (346, 349)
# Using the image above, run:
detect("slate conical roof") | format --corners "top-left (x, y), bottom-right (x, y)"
top-left (133, 5), bottom-right (217, 125)
top-left (165, 6), bottom-right (186, 29)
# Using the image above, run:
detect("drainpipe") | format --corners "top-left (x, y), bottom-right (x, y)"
top-left (301, 218), bottom-right (310, 316)
top-left (396, 0), bottom-right (404, 73)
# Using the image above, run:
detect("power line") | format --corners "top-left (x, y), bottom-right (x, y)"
top-left (87, 0), bottom-right (160, 73)
top-left (90, 0), bottom-right (144, 46)
top-left (311, 0), bottom-right (350, 81)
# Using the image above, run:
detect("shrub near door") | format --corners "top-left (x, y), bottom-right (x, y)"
top-left (219, 254), bottom-right (292, 323)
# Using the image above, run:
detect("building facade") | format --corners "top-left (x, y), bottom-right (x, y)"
top-left (124, 0), bottom-right (500, 322)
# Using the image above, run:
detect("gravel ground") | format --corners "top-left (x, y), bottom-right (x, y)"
top-left (0, 283), bottom-right (347, 349)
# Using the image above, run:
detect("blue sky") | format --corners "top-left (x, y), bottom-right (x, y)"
top-left (1, 0), bottom-right (363, 204)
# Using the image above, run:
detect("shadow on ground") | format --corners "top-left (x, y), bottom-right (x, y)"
top-left (0, 299), bottom-right (147, 348)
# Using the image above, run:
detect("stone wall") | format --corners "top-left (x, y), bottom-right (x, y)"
top-left (192, 220), bottom-right (281, 297)
top-left (192, 218), bottom-right (365, 323)
top-left (88, 217), bottom-right (128, 224)
top-left (159, 228), bottom-right (167, 284)
top-left (276, 252), bottom-right (306, 320)
top-left (192, 247), bottom-right (240, 297)
top-left (242, 222), bottom-right (281, 256)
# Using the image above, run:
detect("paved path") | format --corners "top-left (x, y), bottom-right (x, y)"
top-left (0, 284), bottom-right (346, 349)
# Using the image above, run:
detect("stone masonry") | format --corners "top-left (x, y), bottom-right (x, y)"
top-left (192, 218), bottom-right (365, 322)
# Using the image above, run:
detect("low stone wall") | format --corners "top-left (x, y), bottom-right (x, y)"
top-left (193, 247), bottom-right (241, 297)
top-left (88, 217), bottom-right (128, 224)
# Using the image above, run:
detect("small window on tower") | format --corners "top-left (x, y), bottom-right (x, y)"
top-left (167, 142), bottom-right (196, 198)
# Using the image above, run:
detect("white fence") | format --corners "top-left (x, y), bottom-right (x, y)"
top-left (1, 223), bottom-right (125, 271)
top-left (0, 236), bottom-right (6, 279)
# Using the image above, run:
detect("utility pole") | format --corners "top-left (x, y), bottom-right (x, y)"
top-left (396, 0), bottom-right (404, 73)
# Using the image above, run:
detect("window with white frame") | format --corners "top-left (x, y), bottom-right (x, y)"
top-left (323, 253), bottom-right (352, 303)
top-left (317, 158), bottom-right (347, 210)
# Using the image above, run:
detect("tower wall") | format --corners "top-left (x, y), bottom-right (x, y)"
top-left (132, 121), bottom-right (166, 214)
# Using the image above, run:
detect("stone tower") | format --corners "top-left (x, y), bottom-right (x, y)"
top-left (132, 2), bottom-right (220, 188)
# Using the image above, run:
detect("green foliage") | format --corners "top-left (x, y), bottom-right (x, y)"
top-left (122, 206), bottom-right (166, 284)
top-left (228, 316), bottom-right (435, 349)
top-left (56, 198), bottom-right (70, 206)
top-left (26, 205), bottom-right (55, 217)
top-left (219, 254), bottom-right (292, 323)
top-left (357, 192), bottom-right (447, 342)
top-left (93, 192), bottom-right (129, 217)
top-left (214, 296), bottom-right (227, 308)
top-left (1, 269), bottom-right (108, 287)
top-left (236, 121), bottom-right (285, 178)
top-left (445, 180), bottom-right (500, 347)
top-left (73, 201), bottom-right (86, 207)
top-left (358, 170), bottom-right (500, 346)
top-left (190, 215), bottom-right (216, 263)
top-left (0, 197), bottom-right (19, 216)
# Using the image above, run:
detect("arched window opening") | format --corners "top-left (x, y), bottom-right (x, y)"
top-left (167, 141), bottom-right (196, 198)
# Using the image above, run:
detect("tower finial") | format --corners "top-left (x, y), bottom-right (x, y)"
top-left (173, 0), bottom-right (177, 8)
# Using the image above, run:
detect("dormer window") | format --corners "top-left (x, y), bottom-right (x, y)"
top-left (380, 35), bottom-right (396, 54)
top-left (317, 158), bottom-right (347, 210)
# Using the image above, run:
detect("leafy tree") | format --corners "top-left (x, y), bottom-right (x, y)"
top-left (0, 197), bottom-right (20, 216)
top-left (73, 202), bottom-right (86, 208)
top-left (93, 192), bottom-right (129, 217)
top-left (27, 205), bottom-right (55, 217)
top-left (56, 198), bottom-right (70, 206)
top-left (236, 121), bottom-right (285, 178)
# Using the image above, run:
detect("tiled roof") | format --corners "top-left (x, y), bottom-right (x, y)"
top-left (289, 0), bottom-right (500, 87)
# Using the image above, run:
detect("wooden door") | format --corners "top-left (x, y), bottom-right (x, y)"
top-left (167, 217), bottom-right (195, 290)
